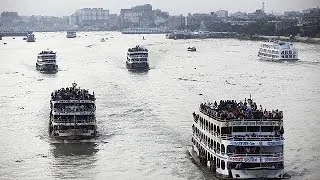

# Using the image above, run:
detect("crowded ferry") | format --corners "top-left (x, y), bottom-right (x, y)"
top-left (189, 98), bottom-right (290, 179)
top-left (258, 40), bottom-right (298, 61)
top-left (36, 50), bottom-right (58, 72)
top-left (126, 45), bottom-right (149, 71)
top-left (49, 83), bottom-right (97, 139)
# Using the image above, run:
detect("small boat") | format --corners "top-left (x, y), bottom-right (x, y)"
top-left (23, 37), bottom-right (27, 40)
top-left (100, 38), bottom-right (106, 42)
top-left (66, 31), bottom-right (76, 38)
top-left (26, 33), bottom-right (35, 42)
top-left (142, 36), bottom-right (146, 40)
top-left (188, 46), bottom-right (196, 52)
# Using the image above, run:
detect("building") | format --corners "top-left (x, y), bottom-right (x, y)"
top-left (69, 8), bottom-right (110, 29)
top-left (215, 10), bottom-right (228, 18)
top-left (301, 8), bottom-right (320, 37)
top-left (230, 12), bottom-right (248, 19)
top-left (166, 15), bottom-right (185, 30)
top-left (120, 4), bottom-right (168, 29)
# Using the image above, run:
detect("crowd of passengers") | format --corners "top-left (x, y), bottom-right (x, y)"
top-left (39, 50), bottom-right (55, 54)
top-left (200, 99), bottom-right (283, 120)
top-left (51, 87), bottom-right (95, 101)
top-left (128, 45), bottom-right (148, 52)
top-left (53, 104), bottom-right (95, 113)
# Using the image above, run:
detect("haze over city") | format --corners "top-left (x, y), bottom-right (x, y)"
top-left (0, 0), bottom-right (319, 16)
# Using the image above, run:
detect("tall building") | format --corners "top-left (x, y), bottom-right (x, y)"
top-left (70, 8), bottom-right (110, 27)
top-left (120, 4), bottom-right (168, 29)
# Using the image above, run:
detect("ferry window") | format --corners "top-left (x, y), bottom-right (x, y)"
top-left (247, 126), bottom-right (259, 132)
top-left (214, 141), bottom-right (216, 149)
top-left (232, 126), bottom-right (246, 132)
top-left (217, 126), bottom-right (220, 134)
top-left (261, 126), bottom-right (273, 132)
top-left (221, 160), bottom-right (225, 170)
top-left (217, 158), bottom-right (220, 168)
top-left (285, 55), bottom-right (288, 58)
top-left (214, 125), bottom-right (216, 132)
top-left (221, 127), bottom-right (231, 134)
top-left (221, 144), bottom-right (225, 154)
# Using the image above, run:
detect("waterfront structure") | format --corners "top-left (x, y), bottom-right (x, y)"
top-left (36, 50), bottom-right (58, 72)
top-left (49, 83), bottom-right (97, 139)
top-left (66, 31), bottom-right (76, 38)
top-left (258, 40), bottom-right (298, 61)
top-left (121, 27), bottom-right (169, 34)
top-left (0, 29), bottom-right (30, 36)
top-left (190, 98), bottom-right (288, 179)
top-left (126, 45), bottom-right (149, 71)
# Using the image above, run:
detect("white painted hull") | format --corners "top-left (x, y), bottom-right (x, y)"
top-left (258, 55), bottom-right (298, 62)
top-left (231, 169), bottom-right (283, 179)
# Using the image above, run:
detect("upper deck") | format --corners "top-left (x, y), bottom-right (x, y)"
top-left (128, 46), bottom-right (148, 54)
top-left (50, 83), bottom-right (95, 104)
top-left (260, 40), bottom-right (295, 51)
top-left (199, 99), bottom-right (283, 122)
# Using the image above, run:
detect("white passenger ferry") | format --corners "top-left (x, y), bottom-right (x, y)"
top-left (190, 98), bottom-right (290, 179)
top-left (258, 40), bottom-right (298, 61)
top-left (49, 83), bottom-right (97, 139)
top-left (66, 31), bottom-right (76, 38)
top-left (36, 50), bottom-right (58, 72)
top-left (126, 45), bottom-right (149, 71)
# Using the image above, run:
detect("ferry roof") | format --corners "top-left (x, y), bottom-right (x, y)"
top-left (38, 50), bottom-right (56, 55)
top-left (128, 45), bottom-right (148, 52)
top-left (51, 83), bottom-right (95, 101)
top-left (200, 99), bottom-right (283, 121)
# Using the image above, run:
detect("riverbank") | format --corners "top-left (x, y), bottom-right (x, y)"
top-left (241, 35), bottom-right (320, 44)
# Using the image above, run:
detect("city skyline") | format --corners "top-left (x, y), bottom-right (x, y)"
top-left (0, 0), bottom-right (319, 17)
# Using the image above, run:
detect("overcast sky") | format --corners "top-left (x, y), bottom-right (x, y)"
top-left (0, 0), bottom-right (319, 16)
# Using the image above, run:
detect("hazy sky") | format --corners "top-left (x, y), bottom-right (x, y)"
top-left (0, 0), bottom-right (319, 16)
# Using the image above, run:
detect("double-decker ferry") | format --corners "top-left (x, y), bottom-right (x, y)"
top-left (126, 45), bottom-right (149, 71)
top-left (66, 31), bottom-right (76, 38)
top-left (49, 83), bottom-right (97, 139)
top-left (36, 50), bottom-right (58, 72)
top-left (258, 40), bottom-right (298, 61)
top-left (190, 98), bottom-right (290, 179)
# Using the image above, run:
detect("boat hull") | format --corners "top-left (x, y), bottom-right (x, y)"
top-left (51, 129), bottom-right (96, 140)
top-left (126, 62), bottom-right (149, 71)
top-left (258, 55), bottom-right (298, 62)
top-left (188, 146), bottom-right (289, 180)
top-left (36, 63), bottom-right (58, 72)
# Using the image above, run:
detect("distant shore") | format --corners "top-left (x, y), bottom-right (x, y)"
top-left (237, 34), bottom-right (320, 44)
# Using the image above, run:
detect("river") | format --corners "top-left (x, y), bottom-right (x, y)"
top-left (0, 32), bottom-right (319, 179)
